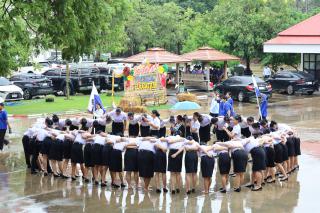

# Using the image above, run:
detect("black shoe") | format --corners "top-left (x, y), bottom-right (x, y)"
top-left (176, 189), bottom-right (180, 193)
top-left (53, 173), bottom-right (60, 178)
top-left (95, 181), bottom-right (99, 185)
top-left (171, 190), bottom-right (176, 194)
top-left (61, 175), bottom-right (69, 179)
top-left (229, 173), bottom-right (236, 177)
top-left (163, 188), bottom-right (168, 193)
top-left (233, 187), bottom-right (241, 192)
top-left (112, 183), bottom-right (120, 188)
top-left (186, 190), bottom-right (191, 195)
top-left (156, 189), bottom-right (161, 193)
top-left (251, 187), bottom-right (263, 191)
top-left (84, 178), bottom-right (90, 183)
top-left (101, 182), bottom-right (107, 187)
top-left (220, 189), bottom-right (227, 193)
top-left (191, 188), bottom-right (195, 193)
top-left (31, 170), bottom-right (38, 174)
top-left (261, 182), bottom-right (266, 186)
top-left (245, 184), bottom-right (254, 188)
top-left (267, 179), bottom-right (276, 184)
top-left (44, 172), bottom-right (48, 176)
top-left (121, 183), bottom-right (126, 188)
top-left (27, 165), bottom-right (31, 169)
top-left (280, 177), bottom-right (288, 182)
top-left (71, 177), bottom-right (77, 181)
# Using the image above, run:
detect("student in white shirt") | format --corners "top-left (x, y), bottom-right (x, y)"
top-left (154, 138), bottom-right (169, 193)
top-left (107, 108), bottom-right (127, 136)
top-left (190, 112), bottom-right (201, 143)
top-left (127, 112), bottom-right (140, 137)
top-left (223, 115), bottom-right (242, 140)
top-left (110, 137), bottom-right (127, 188)
top-left (209, 92), bottom-right (220, 117)
top-left (148, 110), bottom-right (161, 138)
top-left (124, 137), bottom-right (140, 189)
top-left (93, 103), bottom-right (105, 119)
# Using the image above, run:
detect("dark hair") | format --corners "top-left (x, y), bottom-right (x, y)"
top-left (252, 122), bottom-right (260, 129)
top-left (186, 136), bottom-right (193, 141)
top-left (152, 110), bottom-right (160, 117)
top-left (127, 112), bottom-right (134, 117)
top-left (116, 108), bottom-right (121, 113)
top-left (93, 120), bottom-right (99, 127)
top-left (106, 116), bottom-right (112, 123)
top-left (234, 115), bottom-right (242, 122)
top-left (45, 117), bottom-right (53, 127)
top-left (80, 118), bottom-right (87, 126)
top-left (176, 115), bottom-right (183, 122)
top-left (226, 91), bottom-right (232, 96)
top-left (270, 120), bottom-right (277, 128)
top-left (173, 130), bottom-right (182, 136)
top-left (211, 117), bottom-right (218, 125)
top-left (247, 116), bottom-right (254, 123)
top-left (169, 115), bottom-right (175, 123)
top-left (52, 114), bottom-right (59, 123)
top-left (260, 120), bottom-right (268, 126)
top-left (96, 130), bottom-right (103, 134)
top-left (224, 116), bottom-right (230, 122)
top-left (65, 119), bottom-right (72, 126)
top-left (193, 112), bottom-right (200, 118)
top-left (0, 103), bottom-right (4, 107)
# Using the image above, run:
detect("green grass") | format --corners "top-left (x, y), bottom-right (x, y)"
top-left (5, 95), bottom-right (122, 115)
top-left (5, 94), bottom-right (172, 115)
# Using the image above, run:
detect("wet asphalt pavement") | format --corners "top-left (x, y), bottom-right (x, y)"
top-left (1, 93), bottom-right (320, 213)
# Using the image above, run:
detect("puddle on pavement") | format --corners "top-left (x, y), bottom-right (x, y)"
top-left (1, 93), bottom-right (320, 212)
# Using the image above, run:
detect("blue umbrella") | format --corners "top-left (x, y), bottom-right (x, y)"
top-left (171, 101), bottom-right (201, 110)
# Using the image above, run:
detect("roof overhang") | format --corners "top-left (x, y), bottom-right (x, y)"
top-left (264, 44), bottom-right (320, 53)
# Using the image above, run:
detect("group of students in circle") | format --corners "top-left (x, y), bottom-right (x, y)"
top-left (22, 105), bottom-right (300, 195)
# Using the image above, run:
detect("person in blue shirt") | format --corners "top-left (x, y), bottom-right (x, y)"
top-left (259, 93), bottom-right (268, 121)
top-left (218, 99), bottom-right (225, 116)
top-left (0, 102), bottom-right (11, 151)
top-left (226, 92), bottom-right (234, 107)
top-left (221, 95), bottom-right (235, 117)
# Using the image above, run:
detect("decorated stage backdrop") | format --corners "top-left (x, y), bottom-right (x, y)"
top-left (122, 63), bottom-right (168, 105)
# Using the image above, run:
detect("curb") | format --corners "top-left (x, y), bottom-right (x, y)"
top-left (8, 110), bottom-right (84, 118)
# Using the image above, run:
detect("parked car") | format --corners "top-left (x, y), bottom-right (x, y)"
top-left (267, 71), bottom-right (317, 95)
top-left (0, 77), bottom-right (24, 101)
top-left (42, 67), bottom-right (100, 96)
top-left (10, 73), bottom-right (54, 100)
top-left (214, 76), bottom-right (272, 102)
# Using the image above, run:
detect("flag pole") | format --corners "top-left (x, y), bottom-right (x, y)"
top-left (252, 75), bottom-right (262, 120)
top-left (112, 71), bottom-right (115, 106)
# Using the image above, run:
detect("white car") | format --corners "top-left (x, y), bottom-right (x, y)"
top-left (0, 77), bottom-right (24, 101)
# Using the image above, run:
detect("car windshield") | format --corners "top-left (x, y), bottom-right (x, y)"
top-left (0, 77), bottom-right (11, 86)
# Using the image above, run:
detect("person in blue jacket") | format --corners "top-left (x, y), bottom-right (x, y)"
top-left (226, 92), bottom-right (234, 107)
top-left (259, 93), bottom-right (268, 121)
top-left (0, 102), bottom-right (11, 151)
top-left (221, 96), bottom-right (235, 117)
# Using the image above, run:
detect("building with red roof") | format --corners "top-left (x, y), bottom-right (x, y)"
top-left (264, 13), bottom-right (320, 80)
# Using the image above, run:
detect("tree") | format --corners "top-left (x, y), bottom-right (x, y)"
top-left (211, 0), bottom-right (306, 71)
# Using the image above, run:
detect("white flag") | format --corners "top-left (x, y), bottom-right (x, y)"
top-left (87, 82), bottom-right (105, 113)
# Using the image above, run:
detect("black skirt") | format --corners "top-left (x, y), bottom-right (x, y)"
top-left (112, 122), bottom-right (124, 136)
top-left (129, 123), bottom-right (139, 137)
top-left (265, 146), bottom-right (275, 167)
top-left (294, 137), bottom-right (301, 156)
top-left (232, 149), bottom-right (248, 173)
top-left (218, 152), bottom-right (231, 175)
top-left (280, 143), bottom-right (289, 161)
top-left (91, 143), bottom-right (104, 165)
top-left (286, 137), bottom-right (295, 157)
top-left (274, 143), bottom-right (283, 163)
top-left (199, 124), bottom-right (211, 143)
top-left (63, 139), bottom-right (73, 159)
top-left (168, 149), bottom-right (183, 172)
top-left (159, 127), bottom-right (166, 138)
top-left (140, 125), bottom-right (150, 137)
top-left (185, 151), bottom-right (198, 173)
top-left (71, 142), bottom-right (84, 164)
top-left (250, 147), bottom-right (266, 172)
top-left (48, 139), bottom-right (64, 161)
top-left (191, 132), bottom-right (199, 143)
top-left (241, 127), bottom-right (251, 138)
top-left (124, 148), bottom-right (139, 172)
top-left (84, 143), bottom-right (93, 167)
top-left (109, 149), bottom-right (123, 172)
top-left (150, 129), bottom-right (159, 138)
top-left (138, 150), bottom-right (155, 178)
top-left (40, 137), bottom-right (52, 155)
top-left (22, 135), bottom-right (31, 157)
top-left (102, 144), bottom-right (113, 166)
top-left (154, 149), bottom-right (167, 173)
top-left (201, 156), bottom-right (215, 178)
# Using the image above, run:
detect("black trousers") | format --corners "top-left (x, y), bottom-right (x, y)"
top-left (31, 139), bottom-right (40, 172)
top-left (22, 135), bottom-right (31, 167)
top-left (0, 129), bottom-right (6, 150)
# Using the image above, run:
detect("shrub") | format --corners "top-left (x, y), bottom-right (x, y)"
top-left (45, 95), bottom-right (55, 102)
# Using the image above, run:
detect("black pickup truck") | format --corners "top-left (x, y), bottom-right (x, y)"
top-left (42, 67), bottom-right (100, 95)
top-left (96, 66), bottom-right (124, 91)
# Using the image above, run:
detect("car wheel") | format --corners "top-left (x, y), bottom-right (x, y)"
top-left (286, 85), bottom-right (294, 95)
top-left (238, 91), bottom-right (245, 102)
top-left (307, 91), bottom-right (314, 95)
top-left (23, 89), bottom-right (32, 100)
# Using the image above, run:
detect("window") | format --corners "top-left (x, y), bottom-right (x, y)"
top-left (0, 77), bottom-right (11, 86)
top-left (304, 53), bottom-right (320, 72)
top-left (44, 70), bottom-right (59, 76)
top-left (10, 76), bottom-right (22, 81)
